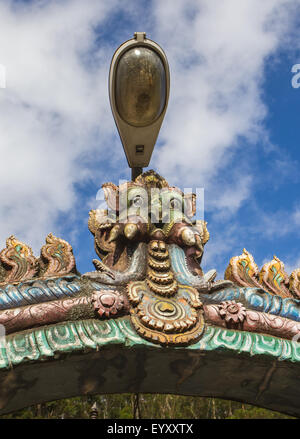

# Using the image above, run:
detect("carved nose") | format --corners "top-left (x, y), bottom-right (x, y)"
top-left (149, 201), bottom-right (163, 224)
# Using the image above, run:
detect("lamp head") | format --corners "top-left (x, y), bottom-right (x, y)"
top-left (109, 32), bottom-right (170, 176)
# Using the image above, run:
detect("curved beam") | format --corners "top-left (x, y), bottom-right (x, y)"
top-left (0, 317), bottom-right (299, 416)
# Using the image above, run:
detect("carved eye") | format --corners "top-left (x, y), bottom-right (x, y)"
top-left (131, 195), bottom-right (144, 208)
top-left (169, 198), bottom-right (182, 210)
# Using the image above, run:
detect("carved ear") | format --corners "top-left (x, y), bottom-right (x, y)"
top-left (184, 193), bottom-right (196, 218)
top-left (195, 220), bottom-right (210, 245)
top-left (88, 210), bottom-right (100, 235)
top-left (102, 182), bottom-right (119, 211)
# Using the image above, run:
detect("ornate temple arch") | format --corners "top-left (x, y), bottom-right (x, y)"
top-left (0, 170), bottom-right (299, 416)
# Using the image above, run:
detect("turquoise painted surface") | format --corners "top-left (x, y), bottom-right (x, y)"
top-left (0, 277), bottom-right (125, 311)
top-left (169, 244), bottom-right (300, 323)
top-left (0, 275), bottom-right (81, 310)
top-left (201, 288), bottom-right (300, 323)
top-left (1, 318), bottom-right (300, 370)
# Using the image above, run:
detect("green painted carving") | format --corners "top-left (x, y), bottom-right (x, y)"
top-left (1, 317), bottom-right (300, 371)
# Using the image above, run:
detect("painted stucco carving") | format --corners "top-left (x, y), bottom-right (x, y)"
top-left (0, 171), bottom-right (299, 357)
top-left (225, 248), bottom-right (300, 299)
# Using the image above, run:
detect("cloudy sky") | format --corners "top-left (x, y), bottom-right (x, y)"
top-left (0, 0), bottom-right (300, 279)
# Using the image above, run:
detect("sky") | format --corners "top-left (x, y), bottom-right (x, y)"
top-left (0, 0), bottom-right (300, 280)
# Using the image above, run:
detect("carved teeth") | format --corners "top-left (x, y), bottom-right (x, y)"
top-left (181, 228), bottom-right (196, 246)
top-left (155, 320), bottom-right (164, 330)
top-left (180, 321), bottom-right (187, 329)
top-left (173, 321), bottom-right (181, 331)
top-left (164, 323), bottom-right (174, 332)
top-left (124, 223), bottom-right (138, 240)
top-left (149, 318), bottom-right (156, 327)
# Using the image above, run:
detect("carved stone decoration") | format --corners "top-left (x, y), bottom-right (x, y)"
top-left (91, 289), bottom-right (127, 317)
top-left (218, 300), bottom-right (246, 324)
top-left (129, 282), bottom-right (205, 346)
top-left (224, 248), bottom-right (261, 289)
top-left (0, 295), bottom-right (91, 334)
top-left (1, 170), bottom-right (300, 351)
top-left (40, 233), bottom-right (76, 277)
top-left (204, 303), bottom-right (300, 341)
top-left (259, 256), bottom-right (291, 298)
top-left (0, 236), bottom-right (38, 284)
top-left (83, 170), bottom-right (231, 348)
top-left (225, 249), bottom-right (297, 299)
top-left (0, 170), bottom-right (300, 416)
top-left (127, 239), bottom-right (205, 346)
top-left (289, 268), bottom-right (300, 299)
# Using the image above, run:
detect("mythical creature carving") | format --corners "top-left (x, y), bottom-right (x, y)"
top-left (0, 171), bottom-right (300, 351)
top-left (83, 170), bottom-right (231, 345)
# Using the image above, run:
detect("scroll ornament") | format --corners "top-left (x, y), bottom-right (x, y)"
top-left (225, 249), bottom-right (300, 299)
top-left (0, 233), bottom-right (77, 285)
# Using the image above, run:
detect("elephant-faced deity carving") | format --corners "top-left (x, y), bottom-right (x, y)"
top-left (84, 170), bottom-right (232, 346)
top-left (1, 170), bottom-right (299, 350)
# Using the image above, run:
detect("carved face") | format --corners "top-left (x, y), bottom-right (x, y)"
top-left (88, 171), bottom-right (208, 263)
top-left (103, 180), bottom-right (196, 230)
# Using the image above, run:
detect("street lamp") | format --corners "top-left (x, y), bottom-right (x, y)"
top-left (109, 32), bottom-right (170, 180)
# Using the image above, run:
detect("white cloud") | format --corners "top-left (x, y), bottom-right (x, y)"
top-left (293, 208), bottom-right (300, 226)
top-left (0, 0), bottom-right (122, 250)
top-left (0, 0), bottom-right (298, 262)
top-left (284, 257), bottom-right (300, 275)
top-left (151, 0), bottom-right (299, 211)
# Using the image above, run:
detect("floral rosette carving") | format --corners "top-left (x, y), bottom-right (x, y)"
top-left (91, 290), bottom-right (125, 318)
top-left (218, 300), bottom-right (246, 324)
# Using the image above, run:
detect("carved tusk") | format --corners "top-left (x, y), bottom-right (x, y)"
top-left (108, 225), bottom-right (122, 243)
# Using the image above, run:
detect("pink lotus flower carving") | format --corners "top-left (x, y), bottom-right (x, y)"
top-left (218, 300), bottom-right (246, 324)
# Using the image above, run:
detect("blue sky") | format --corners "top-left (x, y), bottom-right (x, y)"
top-left (0, 0), bottom-right (300, 280)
